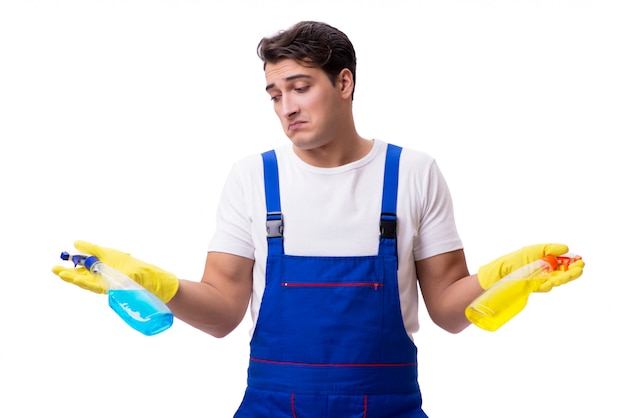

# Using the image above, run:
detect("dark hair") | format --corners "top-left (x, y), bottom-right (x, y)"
top-left (257, 21), bottom-right (357, 99)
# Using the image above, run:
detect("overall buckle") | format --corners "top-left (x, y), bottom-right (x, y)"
top-left (380, 212), bottom-right (397, 239)
top-left (266, 211), bottom-right (284, 238)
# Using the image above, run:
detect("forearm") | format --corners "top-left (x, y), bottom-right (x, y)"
top-left (431, 273), bottom-right (483, 334)
top-left (167, 278), bottom-right (251, 338)
top-left (416, 250), bottom-right (483, 334)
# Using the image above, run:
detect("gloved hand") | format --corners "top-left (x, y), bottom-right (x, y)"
top-left (478, 243), bottom-right (585, 292)
top-left (52, 240), bottom-right (179, 303)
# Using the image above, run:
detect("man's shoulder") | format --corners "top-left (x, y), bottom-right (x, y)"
top-left (389, 143), bottom-right (436, 169)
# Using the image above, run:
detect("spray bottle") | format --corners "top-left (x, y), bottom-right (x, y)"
top-left (466, 253), bottom-right (582, 332)
top-left (60, 252), bottom-right (174, 336)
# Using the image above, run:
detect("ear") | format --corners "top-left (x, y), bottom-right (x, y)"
top-left (337, 68), bottom-right (355, 99)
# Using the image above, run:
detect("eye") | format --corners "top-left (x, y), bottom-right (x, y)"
top-left (270, 94), bottom-right (281, 102)
top-left (294, 86), bottom-right (309, 93)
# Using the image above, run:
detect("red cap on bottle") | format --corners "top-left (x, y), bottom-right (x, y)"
top-left (542, 254), bottom-right (559, 271)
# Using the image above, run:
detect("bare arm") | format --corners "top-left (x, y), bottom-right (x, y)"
top-left (167, 251), bottom-right (254, 338)
top-left (416, 249), bottom-right (483, 334)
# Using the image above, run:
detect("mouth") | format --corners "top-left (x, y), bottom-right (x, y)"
top-left (288, 121), bottom-right (306, 131)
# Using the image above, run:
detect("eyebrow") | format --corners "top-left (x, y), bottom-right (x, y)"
top-left (265, 74), bottom-right (313, 92)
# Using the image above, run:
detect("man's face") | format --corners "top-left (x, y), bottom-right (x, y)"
top-left (265, 59), bottom-right (348, 151)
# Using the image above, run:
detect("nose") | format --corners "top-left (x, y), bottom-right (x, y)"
top-left (280, 94), bottom-right (299, 119)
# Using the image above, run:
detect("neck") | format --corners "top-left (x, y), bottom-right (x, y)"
top-left (293, 134), bottom-right (373, 168)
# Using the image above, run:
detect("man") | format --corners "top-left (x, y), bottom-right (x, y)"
top-left (53, 21), bottom-right (584, 417)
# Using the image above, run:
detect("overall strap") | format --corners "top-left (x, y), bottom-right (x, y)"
top-left (261, 150), bottom-right (284, 255)
top-left (379, 144), bottom-right (402, 257)
top-left (262, 145), bottom-right (402, 257)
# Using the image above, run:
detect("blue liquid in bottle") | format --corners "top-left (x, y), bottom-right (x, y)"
top-left (108, 289), bottom-right (174, 336)
top-left (60, 252), bottom-right (175, 336)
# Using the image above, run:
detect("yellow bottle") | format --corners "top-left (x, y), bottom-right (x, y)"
top-left (466, 255), bottom-right (560, 332)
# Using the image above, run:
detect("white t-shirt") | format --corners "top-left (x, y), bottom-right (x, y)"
top-left (208, 139), bottom-right (463, 336)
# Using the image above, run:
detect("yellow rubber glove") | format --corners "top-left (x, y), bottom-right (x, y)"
top-left (477, 243), bottom-right (585, 291)
top-left (535, 257), bottom-right (585, 292)
top-left (52, 240), bottom-right (179, 303)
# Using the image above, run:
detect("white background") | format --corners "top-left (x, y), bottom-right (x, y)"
top-left (1, 0), bottom-right (625, 417)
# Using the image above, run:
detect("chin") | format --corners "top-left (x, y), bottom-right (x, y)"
top-left (291, 139), bottom-right (320, 151)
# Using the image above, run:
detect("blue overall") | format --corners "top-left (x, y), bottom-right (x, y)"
top-left (234, 144), bottom-right (428, 418)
